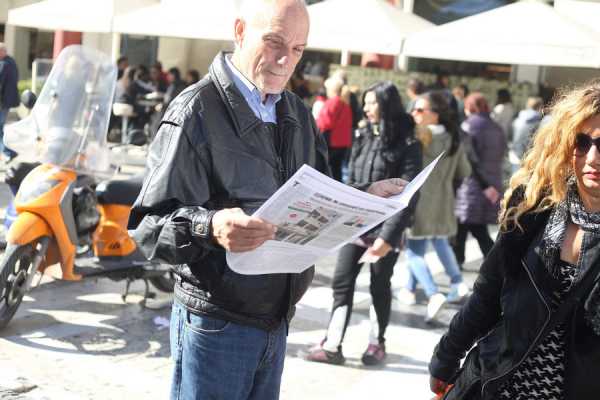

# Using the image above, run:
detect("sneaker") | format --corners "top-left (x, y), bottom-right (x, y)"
top-left (303, 343), bottom-right (345, 365)
top-left (447, 282), bottom-right (470, 303)
top-left (425, 293), bottom-right (446, 323)
top-left (361, 343), bottom-right (386, 366)
top-left (395, 288), bottom-right (416, 306)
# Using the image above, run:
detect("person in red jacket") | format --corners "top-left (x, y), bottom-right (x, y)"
top-left (317, 76), bottom-right (352, 181)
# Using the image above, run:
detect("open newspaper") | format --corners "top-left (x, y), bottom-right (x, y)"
top-left (226, 153), bottom-right (443, 275)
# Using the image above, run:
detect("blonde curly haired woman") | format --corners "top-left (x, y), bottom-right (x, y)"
top-left (428, 80), bottom-right (600, 399)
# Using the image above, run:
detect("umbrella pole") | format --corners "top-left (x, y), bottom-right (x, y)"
top-left (340, 50), bottom-right (350, 66)
top-left (111, 32), bottom-right (121, 63)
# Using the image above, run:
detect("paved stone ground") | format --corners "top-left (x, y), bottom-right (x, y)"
top-left (0, 233), bottom-right (487, 400)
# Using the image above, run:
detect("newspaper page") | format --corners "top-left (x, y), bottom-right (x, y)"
top-left (226, 153), bottom-right (443, 275)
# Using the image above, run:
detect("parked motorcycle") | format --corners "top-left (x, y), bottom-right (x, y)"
top-left (0, 45), bottom-right (173, 329)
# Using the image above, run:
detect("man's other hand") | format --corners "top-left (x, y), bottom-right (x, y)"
top-left (211, 208), bottom-right (277, 252)
top-left (366, 178), bottom-right (408, 198)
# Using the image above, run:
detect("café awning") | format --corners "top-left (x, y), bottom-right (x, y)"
top-left (307, 0), bottom-right (434, 56)
top-left (402, 0), bottom-right (600, 68)
top-left (113, 0), bottom-right (241, 41)
top-left (7, 0), bottom-right (153, 33)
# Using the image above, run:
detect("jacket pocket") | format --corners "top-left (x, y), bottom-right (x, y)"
top-left (445, 346), bottom-right (482, 400)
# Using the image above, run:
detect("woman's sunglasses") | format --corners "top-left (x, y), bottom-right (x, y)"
top-left (574, 133), bottom-right (600, 157)
top-left (413, 108), bottom-right (430, 114)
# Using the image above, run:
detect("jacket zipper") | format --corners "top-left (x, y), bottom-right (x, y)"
top-left (480, 258), bottom-right (551, 397)
top-left (359, 137), bottom-right (375, 183)
top-left (276, 156), bottom-right (286, 183)
top-left (270, 124), bottom-right (287, 184)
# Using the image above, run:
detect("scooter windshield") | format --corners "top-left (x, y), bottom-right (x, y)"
top-left (4, 45), bottom-right (118, 178)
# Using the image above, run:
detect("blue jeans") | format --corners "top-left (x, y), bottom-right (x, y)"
top-left (405, 238), bottom-right (463, 298)
top-left (0, 108), bottom-right (16, 158)
top-left (170, 300), bottom-right (287, 400)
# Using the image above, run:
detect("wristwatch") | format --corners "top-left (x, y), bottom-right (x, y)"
top-left (191, 210), bottom-right (217, 239)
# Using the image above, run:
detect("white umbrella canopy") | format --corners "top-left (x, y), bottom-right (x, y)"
top-left (307, 0), bottom-right (434, 56)
top-left (7, 0), bottom-right (152, 33)
top-left (113, 0), bottom-right (242, 41)
top-left (403, 0), bottom-right (600, 68)
top-left (555, 0), bottom-right (600, 36)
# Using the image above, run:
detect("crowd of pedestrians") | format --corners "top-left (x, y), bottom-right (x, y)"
top-left (6, 1), bottom-right (600, 397)
top-left (295, 71), bottom-right (541, 328)
top-left (111, 56), bottom-right (200, 140)
top-left (298, 64), bottom-right (600, 400)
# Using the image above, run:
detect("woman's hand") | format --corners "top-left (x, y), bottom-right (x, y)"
top-left (358, 238), bottom-right (393, 264)
top-left (369, 238), bottom-right (392, 258)
top-left (483, 186), bottom-right (500, 204)
top-left (430, 376), bottom-right (449, 396)
top-left (367, 178), bottom-right (408, 198)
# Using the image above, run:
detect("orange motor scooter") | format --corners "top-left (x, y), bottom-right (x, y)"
top-left (0, 46), bottom-right (173, 329)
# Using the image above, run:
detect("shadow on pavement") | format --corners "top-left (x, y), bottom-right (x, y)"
top-left (0, 277), bottom-right (172, 358)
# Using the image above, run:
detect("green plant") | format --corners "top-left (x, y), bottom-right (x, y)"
top-left (17, 79), bottom-right (32, 97)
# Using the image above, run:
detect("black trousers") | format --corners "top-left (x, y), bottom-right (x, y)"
top-left (328, 243), bottom-right (399, 345)
top-left (452, 222), bottom-right (494, 266)
top-left (328, 147), bottom-right (348, 182)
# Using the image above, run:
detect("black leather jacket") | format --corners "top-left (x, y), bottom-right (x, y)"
top-left (348, 120), bottom-right (422, 246)
top-left (430, 199), bottom-right (600, 399)
top-left (129, 52), bottom-right (330, 331)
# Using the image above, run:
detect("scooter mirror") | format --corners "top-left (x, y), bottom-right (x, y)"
top-left (20, 90), bottom-right (37, 109)
top-left (127, 129), bottom-right (147, 146)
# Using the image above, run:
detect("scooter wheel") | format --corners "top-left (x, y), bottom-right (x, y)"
top-left (0, 244), bottom-right (35, 329)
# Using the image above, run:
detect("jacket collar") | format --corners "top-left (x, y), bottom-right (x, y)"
top-left (209, 52), bottom-right (300, 137)
top-left (507, 205), bottom-right (600, 302)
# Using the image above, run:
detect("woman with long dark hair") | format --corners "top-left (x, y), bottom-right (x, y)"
top-left (305, 81), bottom-right (422, 366)
top-left (397, 91), bottom-right (471, 323)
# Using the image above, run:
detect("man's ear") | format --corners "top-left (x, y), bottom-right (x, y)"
top-left (234, 18), bottom-right (245, 47)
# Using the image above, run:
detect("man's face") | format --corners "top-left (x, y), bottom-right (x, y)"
top-left (0, 48), bottom-right (6, 60)
top-left (234, 2), bottom-right (309, 96)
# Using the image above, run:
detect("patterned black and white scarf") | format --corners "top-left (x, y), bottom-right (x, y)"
top-left (539, 179), bottom-right (600, 335)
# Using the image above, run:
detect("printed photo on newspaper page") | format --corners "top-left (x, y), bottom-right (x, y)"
top-left (226, 153), bottom-right (443, 275)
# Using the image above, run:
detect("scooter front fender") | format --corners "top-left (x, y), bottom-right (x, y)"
top-left (6, 211), bottom-right (80, 280)
top-left (6, 211), bottom-right (52, 245)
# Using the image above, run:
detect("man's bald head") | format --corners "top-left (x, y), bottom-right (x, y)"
top-left (239, 0), bottom-right (308, 29)
top-left (232, 0), bottom-right (309, 98)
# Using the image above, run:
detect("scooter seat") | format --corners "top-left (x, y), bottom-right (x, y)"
top-left (96, 176), bottom-right (143, 206)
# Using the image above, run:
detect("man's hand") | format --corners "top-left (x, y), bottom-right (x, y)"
top-left (429, 376), bottom-right (449, 396)
top-left (211, 208), bottom-right (276, 252)
top-left (483, 186), bottom-right (501, 204)
top-left (366, 178), bottom-right (408, 198)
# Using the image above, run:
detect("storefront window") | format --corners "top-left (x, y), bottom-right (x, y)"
top-left (28, 30), bottom-right (54, 69)
top-left (120, 35), bottom-right (158, 67)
